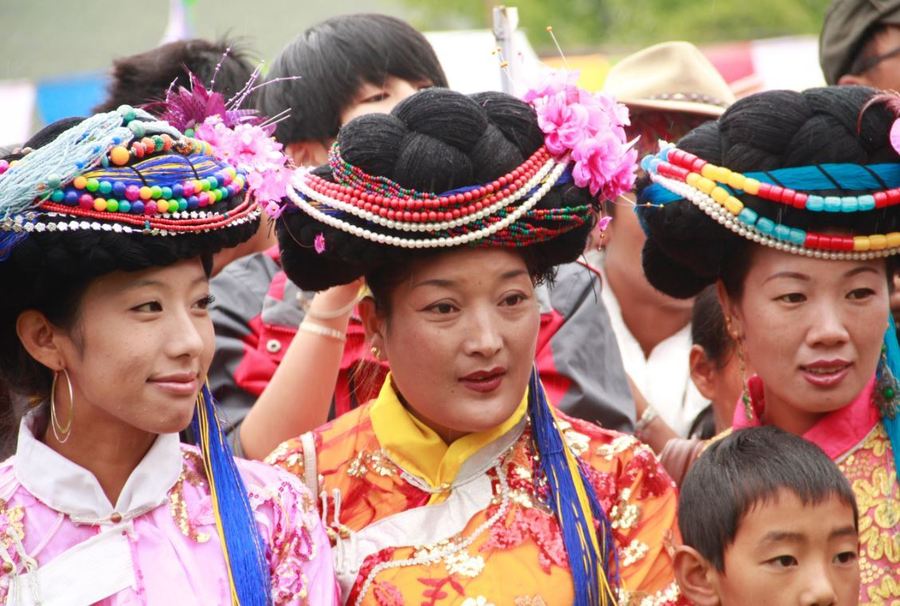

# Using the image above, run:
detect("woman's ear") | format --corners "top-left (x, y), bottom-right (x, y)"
top-left (674, 545), bottom-right (721, 606)
top-left (689, 344), bottom-right (717, 402)
top-left (358, 296), bottom-right (387, 362)
top-left (715, 280), bottom-right (742, 340)
top-left (16, 310), bottom-right (67, 372)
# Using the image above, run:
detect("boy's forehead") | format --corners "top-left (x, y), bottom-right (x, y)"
top-left (732, 490), bottom-right (857, 548)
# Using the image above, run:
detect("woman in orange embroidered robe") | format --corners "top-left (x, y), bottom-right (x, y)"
top-left (636, 86), bottom-right (899, 604)
top-left (264, 84), bottom-right (684, 604)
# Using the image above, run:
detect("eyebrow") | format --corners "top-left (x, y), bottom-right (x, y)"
top-left (411, 268), bottom-right (529, 290)
top-left (123, 275), bottom-right (207, 291)
top-left (759, 530), bottom-right (805, 545)
top-left (763, 271), bottom-right (809, 285)
top-left (828, 526), bottom-right (858, 540)
top-left (842, 266), bottom-right (879, 279)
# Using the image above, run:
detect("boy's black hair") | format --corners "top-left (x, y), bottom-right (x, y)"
top-left (256, 14), bottom-right (448, 145)
top-left (94, 38), bottom-right (258, 112)
top-left (679, 426), bottom-right (859, 571)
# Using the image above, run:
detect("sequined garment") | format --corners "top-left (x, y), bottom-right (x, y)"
top-left (267, 380), bottom-right (684, 606)
top-left (734, 376), bottom-right (900, 605)
top-left (0, 413), bottom-right (339, 605)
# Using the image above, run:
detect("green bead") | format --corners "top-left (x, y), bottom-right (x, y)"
top-left (50, 190), bottom-right (64, 202)
top-left (883, 387), bottom-right (894, 399)
top-left (46, 174), bottom-right (61, 189)
top-left (178, 198), bottom-right (188, 211)
top-left (117, 104), bottom-right (136, 123)
top-left (85, 178), bottom-right (100, 192)
top-left (207, 176), bottom-right (219, 189)
top-left (154, 136), bottom-right (165, 152)
top-left (120, 201), bottom-right (131, 213)
top-left (150, 185), bottom-right (162, 199)
top-left (160, 186), bottom-right (172, 199)
top-left (129, 121), bottom-right (145, 137)
top-left (99, 181), bottom-right (112, 195)
top-left (107, 199), bottom-right (119, 213)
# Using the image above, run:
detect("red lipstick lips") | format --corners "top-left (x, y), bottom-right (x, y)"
top-left (799, 359), bottom-right (851, 388)
top-left (459, 367), bottom-right (506, 393)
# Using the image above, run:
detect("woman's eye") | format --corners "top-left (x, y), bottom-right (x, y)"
top-left (776, 293), bottom-right (806, 304)
top-left (194, 294), bottom-right (215, 310)
top-left (847, 288), bottom-right (875, 300)
top-left (132, 301), bottom-right (163, 313)
top-left (426, 302), bottom-right (457, 315)
top-left (501, 293), bottom-right (527, 306)
top-left (362, 92), bottom-right (388, 104)
top-left (834, 551), bottom-right (858, 565)
top-left (766, 555), bottom-right (798, 568)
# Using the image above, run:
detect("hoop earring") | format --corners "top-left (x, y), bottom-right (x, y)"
top-left (50, 369), bottom-right (74, 443)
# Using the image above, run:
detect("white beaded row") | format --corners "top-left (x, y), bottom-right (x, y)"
top-left (286, 161), bottom-right (570, 249)
top-left (353, 463), bottom-right (512, 606)
top-left (650, 173), bottom-right (900, 261)
top-left (295, 156), bottom-right (558, 233)
top-left (0, 209), bottom-right (260, 237)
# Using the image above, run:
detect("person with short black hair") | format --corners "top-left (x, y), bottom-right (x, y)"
top-left (675, 426), bottom-right (860, 606)
top-left (821, 0), bottom-right (900, 90)
top-left (93, 38), bottom-right (258, 113)
top-left (637, 85), bottom-right (900, 602)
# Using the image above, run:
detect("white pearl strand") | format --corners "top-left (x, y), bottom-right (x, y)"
top-left (353, 462), bottom-right (512, 606)
top-left (0, 209), bottom-right (261, 237)
top-left (650, 173), bottom-right (900, 261)
top-left (295, 156), bottom-right (557, 233)
top-left (285, 160), bottom-right (570, 249)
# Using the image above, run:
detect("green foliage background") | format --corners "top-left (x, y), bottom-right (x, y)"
top-left (405, 0), bottom-right (832, 52)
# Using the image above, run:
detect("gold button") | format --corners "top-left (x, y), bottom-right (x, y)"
top-left (110, 512), bottom-right (123, 524)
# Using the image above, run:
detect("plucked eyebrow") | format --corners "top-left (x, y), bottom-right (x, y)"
top-left (763, 265), bottom-right (880, 285)
top-left (122, 275), bottom-right (207, 291)
top-left (411, 268), bottom-right (529, 290)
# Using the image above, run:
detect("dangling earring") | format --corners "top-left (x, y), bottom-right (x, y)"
top-left (370, 345), bottom-right (381, 360)
top-left (50, 369), bottom-right (74, 443)
top-left (735, 339), bottom-right (754, 421)
top-left (875, 345), bottom-right (898, 420)
top-left (727, 316), bottom-right (754, 421)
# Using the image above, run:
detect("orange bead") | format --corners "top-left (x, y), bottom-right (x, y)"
top-left (73, 176), bottom-right (87, 190)
top-left (110, 146), bottom-right (130, 166)
top-left (139, 186), bottom-right (152, 200)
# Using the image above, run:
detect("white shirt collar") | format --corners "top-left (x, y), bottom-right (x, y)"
top-left (14, 409), bottom-right (183, 524)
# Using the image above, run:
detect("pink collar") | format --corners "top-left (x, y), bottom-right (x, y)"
top-left (732, 375), bottom-right (880, 459)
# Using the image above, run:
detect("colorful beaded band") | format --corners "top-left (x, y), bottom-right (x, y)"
top-left (0, 105), bottom-right (256, 242)
top-left (287, 152), bottom-right (581, 249)
top-left (643, 146), bottom-right (900, 213)
top-left (649, 171), bottom-right (900, 260)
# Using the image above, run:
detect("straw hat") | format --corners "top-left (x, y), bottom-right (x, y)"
top-left (603, 41), bottom-right (735, 117)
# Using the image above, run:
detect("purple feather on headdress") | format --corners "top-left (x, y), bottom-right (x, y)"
top-left (144, 71), bottom-right (268, 134)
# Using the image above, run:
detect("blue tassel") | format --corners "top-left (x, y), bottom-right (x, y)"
top-left (190, 385), bottom-right (271, 606)
top-left (528, 369), bottom-right (618, 605)
top-left (879, 320), bottom-right (900, 484)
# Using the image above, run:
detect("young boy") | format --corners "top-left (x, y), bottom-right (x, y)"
top-left (675, 426), bottom-right (861, 606)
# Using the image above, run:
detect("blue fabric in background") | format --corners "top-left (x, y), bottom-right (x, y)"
top-left (35, 73), bottom-right (107, 124)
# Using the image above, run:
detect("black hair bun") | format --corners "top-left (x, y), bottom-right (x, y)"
top-left (638, 86), bottom-right (900, 299)
top-left (278, 88), bottom-right (594, 291)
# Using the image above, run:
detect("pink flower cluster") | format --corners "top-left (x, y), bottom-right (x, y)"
top-left (194, 116), bottom-right (293, 218)
top-left (524, 71), bottom-right (637, 200)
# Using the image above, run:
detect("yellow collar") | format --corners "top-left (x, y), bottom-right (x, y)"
top-left (370, 374), bottom-right (527, 490)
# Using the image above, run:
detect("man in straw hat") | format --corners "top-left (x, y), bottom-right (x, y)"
top-left (597, 41), bottom-right (736, 447)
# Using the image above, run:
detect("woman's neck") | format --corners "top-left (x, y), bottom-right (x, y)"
top-left (42, 409), bottom-right (157, 506)
top-left (759, 388), bottom-right (830, 437)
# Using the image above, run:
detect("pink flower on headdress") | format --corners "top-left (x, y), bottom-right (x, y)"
top-left (314, 233), bottom-right (326, 254)
top-left (525, 70), bottom-right (637, 200)
top-left (195, 117), bottom-right (293, 215)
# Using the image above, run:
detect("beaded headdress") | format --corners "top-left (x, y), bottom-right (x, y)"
top-left (0, 105), bottom-right (260, 260)
top-left (274, 72), bottom-right (636, 253)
